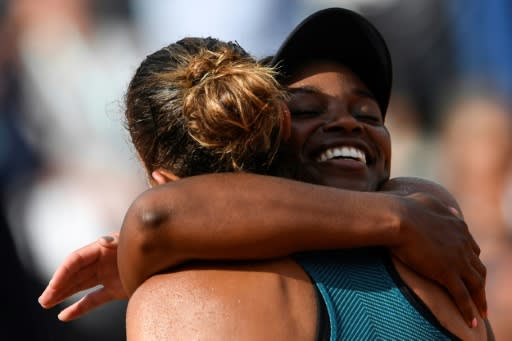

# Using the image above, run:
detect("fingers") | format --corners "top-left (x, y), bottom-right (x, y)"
top-left (39, 271), bottom-right (98, 308)
top-left (447, 208), bottom-right (480, 256)
top-left (453, 215), bottom-right (486, 318)
top-left (50, 243), bottom-right (102, 289)
top-left (471, 255), bottom-right (487, 280)
top-left (458, 219), bottom-right (481, 256)
top-left (468, 233), bottom-right (481, 256)
top-left (448, 222), bottom-right (487, 322)
top-left (39, 235), bottom-right (119, 307)
top-left (39, 244), bottom-right (103, 307)
top-left (444, 275), bottom-right (480, 328)
top-left (466, 257), bottom-right (488, 318)
top-left (57, 287), bottom-right (112, 322)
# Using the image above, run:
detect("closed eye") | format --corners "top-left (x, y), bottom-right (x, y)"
top-left (352, 101), bottom-right (382, 125)
top-left (287, 86), bottom-right (327, 119)
top-left (356, 114), bottom-right (382, 124)
top-left (290, 109), bottom-right (324, 118)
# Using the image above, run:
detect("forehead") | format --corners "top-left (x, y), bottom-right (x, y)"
top-left (286, 61), bottom-right (372, 101)
top-left (286, 61), bottom-right (369, 91)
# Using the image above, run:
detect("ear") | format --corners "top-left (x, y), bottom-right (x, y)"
top-left (280, 102), bottom-right (291, 142)
top-left (150, 168), bottom-right (180, 186)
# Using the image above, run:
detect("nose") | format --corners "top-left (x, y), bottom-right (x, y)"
top-left (322, 110), bottom-right (362, 133)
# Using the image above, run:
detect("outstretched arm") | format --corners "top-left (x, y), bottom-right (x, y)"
top-left (117, 173), bottom-right (485, 326)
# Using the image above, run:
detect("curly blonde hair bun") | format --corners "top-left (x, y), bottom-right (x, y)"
top-left (125, 37), bottom-right (286, 177)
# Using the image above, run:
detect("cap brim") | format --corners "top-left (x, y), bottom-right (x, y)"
top-left (271, 7), bottom-right (392, 116)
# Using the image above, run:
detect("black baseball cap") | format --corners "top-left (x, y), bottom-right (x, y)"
top-left (271, 7), bottom-right (392, 116)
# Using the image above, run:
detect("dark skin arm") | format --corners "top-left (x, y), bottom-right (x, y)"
top-left (117, 173), bottom-right (486, 327)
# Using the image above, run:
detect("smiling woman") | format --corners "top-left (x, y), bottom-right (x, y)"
top-left (120, 52), bottom-right (489, 341)
top-left (282, 62), bottom-right (390, 191)
top-left (117, 8), bottom-right (489, 339)
top-left (38, 7), bottom-right (491, 341)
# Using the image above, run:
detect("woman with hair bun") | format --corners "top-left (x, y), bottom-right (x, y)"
top-left (124, 37), bottom-right (286, 179)
top-left (41, 9), bottom-right (491, 339)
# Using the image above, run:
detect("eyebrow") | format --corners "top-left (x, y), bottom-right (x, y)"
top-left (353, 88), bottom-right (377, 101)
top-left (287, 86), bottom-right (322, 96)
top-left (288, 85), bottom-right (377, 101)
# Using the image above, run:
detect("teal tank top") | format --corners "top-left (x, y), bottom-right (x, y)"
top-left (295, 248), bottom-right (460, 341)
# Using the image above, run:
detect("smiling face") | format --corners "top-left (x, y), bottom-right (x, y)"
top-left (281, 61), bottom-right (391, 191)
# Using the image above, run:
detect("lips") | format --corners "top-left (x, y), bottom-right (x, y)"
top-left (315, 145), bottom-right (368, 164)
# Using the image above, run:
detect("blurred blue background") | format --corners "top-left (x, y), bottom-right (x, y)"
top-left (1, 0), bottom-right (511, 339)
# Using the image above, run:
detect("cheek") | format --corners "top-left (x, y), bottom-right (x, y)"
top-left (375, 127), bottom-right (392, 170)
top-left (288, 121), bottom-right (317, 157)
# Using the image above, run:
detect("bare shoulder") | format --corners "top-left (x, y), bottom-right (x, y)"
top-left (126, 257), bottom-right (317, 341)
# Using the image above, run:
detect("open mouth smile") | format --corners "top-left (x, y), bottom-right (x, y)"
top-left (315, 146), bottom-right (367, 164)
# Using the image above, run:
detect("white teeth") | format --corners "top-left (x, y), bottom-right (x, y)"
top-left (316, 146), bottom-right (367, 164)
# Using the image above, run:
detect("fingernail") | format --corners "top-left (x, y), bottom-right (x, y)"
top-left (101, 236), bottom-right (114, 243)
top-left (471, 318), bottom-right (478, 328)
top-left (99, 235), bottom-right (118, 248)
top-left (448, 206), bottom-right (460, 216)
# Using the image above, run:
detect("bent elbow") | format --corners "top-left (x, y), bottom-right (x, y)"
top-left (132, 189), bottom-right (172, 231)
top-left (119, 191), bottom-right (176, 294)
top-left (123, 194), bottom-right (176, 264)
top-left (139, 202), bottom-right (170, 231)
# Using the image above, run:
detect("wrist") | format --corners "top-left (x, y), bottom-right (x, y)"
top-left (349, 191), bottom-right (404, 248)
top-left (384, 194), bottom-right (408, 248)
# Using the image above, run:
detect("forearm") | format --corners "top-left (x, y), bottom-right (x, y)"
top-left (118, 172), bottom-right (402, 294)
top-left (118, 173), bottom-right (466, 295)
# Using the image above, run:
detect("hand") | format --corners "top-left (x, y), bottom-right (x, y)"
top-left (391, 192), bottom-right (487, 328)
top-left (38, 232), bottom-right (127, 321)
